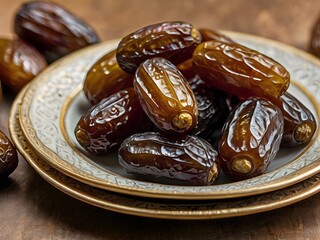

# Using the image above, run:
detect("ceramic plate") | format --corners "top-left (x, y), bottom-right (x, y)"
top-left (18, 32), bottom-right (320, 200)
top-left (9, 87), bottom-right (320, 219)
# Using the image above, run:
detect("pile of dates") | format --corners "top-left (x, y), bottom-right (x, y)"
top-left (0, 1), bottom-right (100, 179)
top-left (75, 21), bottom-right (317, 186)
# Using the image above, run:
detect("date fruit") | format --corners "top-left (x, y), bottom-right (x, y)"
top-left (273, 92), bottom-right (317, 147)
top-left (0, 38), bottom-right (47, 92)
top-left (199, 28), bottom-right (234, 43)
top-left (310, 16), bottom-right (320, 58)
top-left (193, 40), bottom-right (290, 100)
top-left (75, 88), bottom-right (152, 155)
top-left (116, 21), bottom-right (202, 74)
top-left (218, 97), bottom-right (284, 180)
top-left (134, 57), bottom-right (198, 133)
top-left (84, 49), bottom-right (134, 105)
top-left (189, 76), bottom-right (229, 142)
top-left (15, 1), bottom-right (100, 63)
top-left (0, 130), bottom-right (18, 178)
top-left (119, 132), bottom-right (220, 185)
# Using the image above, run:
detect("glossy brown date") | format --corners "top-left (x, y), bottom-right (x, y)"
top-left (75, 88), bottom-right (152, 155)
top-left (14, 1), bottom-right (100, 63)
top-left (134, 57), bottom-right (198, 133)
top-left (310, 16), bottom-right (320, 58)
top-left (199, 28), bottom-right (234, 43)
top-left (0, 130), bottom-right (18, 178)
top-left (116, 21), bottom-right (202, 74)
top-left (189, 76), bottom-right (229, 143)
top-left (0, 38), bottom-right (47, 92)
top-left (84, 49), bottom-right (134, 105)
top-left (273, 92), bottom-right (317, 147)
top-left (119, 132), bottom-right (220, 185)
top-left (193, 40), bottom-right (290, 100)
top-left (218, 97), bottom-right (284, 180)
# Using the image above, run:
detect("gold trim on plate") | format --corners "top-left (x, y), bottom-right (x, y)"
top-left (9, 86), bottom-right (320, 220)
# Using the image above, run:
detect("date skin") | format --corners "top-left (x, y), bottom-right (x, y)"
top-left (75, 88), bottom-right (152, 155)
top-left (310, 16), bottom-right (320, 58)
top-left (199, 28), bottom-right (235, 43)
top-left (134, 57), bottom-right (198, 133)
top-left (0, 130), bottom-right (18, 178)
top-left (0, 38), bottom-right (47, 92)
top-left (189, 76), bottom-right (229, 144)
top-left (193, 40), bottom-right (290, 100)
top-left (15, 1), bottom-right (100, 63)
top-left (273, 92), bottom-right (317, 147)
top-left (117, 21), bottom-right (202, 74)
top-left (218, 97), bottom-right (284, 180)
top-left (84, 49), bottom-right (133, 105)
top-left (119, 132), bottom-right (220, 186)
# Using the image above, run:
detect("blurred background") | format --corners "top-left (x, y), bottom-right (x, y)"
top-left (1, 0), bottom-right (320, 52)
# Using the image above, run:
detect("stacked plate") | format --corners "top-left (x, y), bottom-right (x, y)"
top-left (9, 32), bottom-right (320, 220)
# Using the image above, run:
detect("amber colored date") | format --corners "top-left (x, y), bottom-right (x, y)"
top-left (116, 21), bottom-right (202, 74)
top-left (14, 1), bottom-right (100, 63)
top-left (0, 38), bottom-right (47, 92)
top-left (273, 92), bottom-right (317, 147)
top-left (134, 57), bottom-right (198, 133)
top-left (218, 97), bottom-right (284, 180)
top-left (119, 132), bottom-right (220, 185)
top-left (310, 16), bottom-right (320, 58)
top-left (193, 40), bottom-right (290, 100)
top-left (199, 28), bottom-right (235, 43)
top-left (84, 50), bottom-right (134, 105)
top-left (75, 88), bottom-right (152, 155)
top-left (0, 130), bottom-right (18, 178)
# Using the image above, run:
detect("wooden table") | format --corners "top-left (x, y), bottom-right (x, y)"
top-left (1, 1), bottom-right (320, 239)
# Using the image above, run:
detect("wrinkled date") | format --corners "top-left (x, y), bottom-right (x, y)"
top-left (219, 97), bottom-right (284, 180)
top-left (0, 38), bottom-right (47, 92)
top-left (15, 1), bottom-right (100, 63)
top-left (134, 57), bottom-right (198, 133)
top-left (193, 40), bottom-right (290, 100)
top-left (116, 21), bottom-right (202, 74)
top-left (119, 132), bottom-right (220, 185)
top-left (199, 28), bottom-right (235, 43)
top-left (273, 92), bottom-right (317, 147)
top-left (84, 49), bottom-right (134, 105)
top-left (0, 130), bottom-right (18, 178)
top-left (75, 88), bottom-right (152, 155)
top-left (189, 76), bottom-right (229, 144)
top-left (310, 16), bottom-right (320, 58)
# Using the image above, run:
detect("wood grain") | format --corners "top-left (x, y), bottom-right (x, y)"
top-left (0, 1), bottom-right (320, 239)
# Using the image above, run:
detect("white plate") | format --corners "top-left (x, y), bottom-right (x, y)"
top-left (19, 32), bottom-right (320, 200)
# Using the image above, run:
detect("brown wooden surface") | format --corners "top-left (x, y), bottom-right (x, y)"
top-left (1, 1), bottom-right (320, 239)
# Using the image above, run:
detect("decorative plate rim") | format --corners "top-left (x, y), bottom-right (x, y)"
top-left (18, 31), bottom-right (320, 200)
top-left (9, 86), bottom-right (320, 220)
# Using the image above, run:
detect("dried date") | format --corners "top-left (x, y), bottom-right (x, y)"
top-left (84, 49), bottom-right (134, 105)
top-left (116, 21), bottom-right (202, 74)
top-left (193, 40), bottom-right (290, 100)
top-left (189, 76), bottom-right (229, 144)
top-left (0, 130), bottom-right (18, 178)
top-left (310, 16), bottom-right (320, 58)
top-left (134, 57), bottom-right (198, 133)
top-left (199, 28), bottom-right (235, 43)
top-left (14, 1), bottom-right (100, 63)
top-left (119, 132), bottom-right (220, 185)
top-left (273, 92), bottom-right (317, 147)
top-left (0, 38), bottom-right (47, 92)
top-left (75, 88), bottom-right (152, 155)
top-left (218, 97), bottom-right (284, 180)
